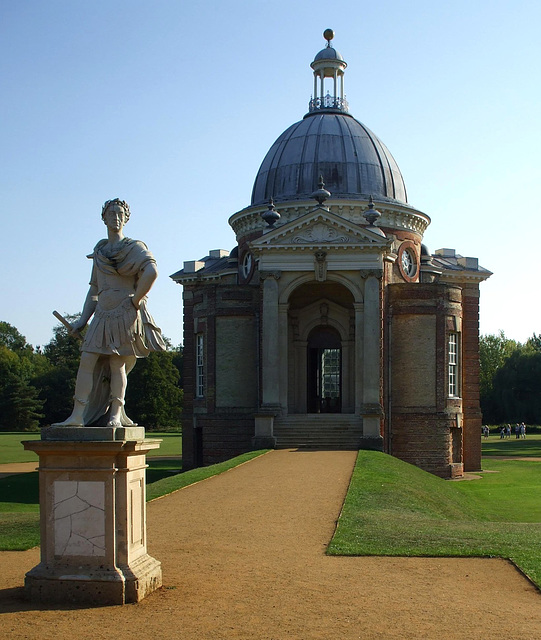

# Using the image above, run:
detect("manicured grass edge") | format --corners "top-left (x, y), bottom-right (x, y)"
top-left (146, 449), bottom-right (269, 501)
top-left (327, 450), bottom-right (541, 591)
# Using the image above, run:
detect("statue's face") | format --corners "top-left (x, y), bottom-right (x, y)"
top-left (103, 204), bottom-right (127, 231)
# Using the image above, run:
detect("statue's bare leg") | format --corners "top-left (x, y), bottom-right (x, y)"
top-left (107, 354), bottom-right (137, 426)
top-left (53, 352), bottom-right (100, 426)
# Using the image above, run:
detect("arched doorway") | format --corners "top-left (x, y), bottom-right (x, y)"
top-left (286, 280), bottom-right (355, 415)
top-left (307, 326), bottom-right (341, 413)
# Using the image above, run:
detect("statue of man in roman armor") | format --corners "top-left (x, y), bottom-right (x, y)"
top-left (55, 198), bottom-right (166, 427)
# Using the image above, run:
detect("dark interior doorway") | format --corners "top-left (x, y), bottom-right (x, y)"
top-left (307, 326), bottom-right (341, 413)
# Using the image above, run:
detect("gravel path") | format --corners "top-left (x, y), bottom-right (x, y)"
top-left (1, 449), bottom-right (540, 639)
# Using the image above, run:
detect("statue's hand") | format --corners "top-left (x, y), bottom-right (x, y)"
top-left (70, 319), bottom-right (87, 334)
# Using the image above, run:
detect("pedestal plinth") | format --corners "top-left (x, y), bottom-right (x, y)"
top-left (23, 428), bottom-right (162, 605)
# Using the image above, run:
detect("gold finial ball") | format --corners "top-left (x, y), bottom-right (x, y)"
top-left (323, 28), bottom-right (335, 42)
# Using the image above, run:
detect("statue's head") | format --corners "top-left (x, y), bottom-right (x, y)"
top-left (101, 198), bottom-right (131, 223)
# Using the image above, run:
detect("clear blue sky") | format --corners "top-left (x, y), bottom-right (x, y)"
top-left (1, 0), bottom-right (539, 348)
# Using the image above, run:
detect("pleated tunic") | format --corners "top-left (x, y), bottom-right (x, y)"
top-left (82, 237), bottom-right (166, 357)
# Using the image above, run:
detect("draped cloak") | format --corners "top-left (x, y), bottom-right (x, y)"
top-left (81, 237), bottom-right (167, 426)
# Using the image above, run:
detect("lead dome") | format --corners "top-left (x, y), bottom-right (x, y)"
top-left (251, 32), bottom-right (408, 206)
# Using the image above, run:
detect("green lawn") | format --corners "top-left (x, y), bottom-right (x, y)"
top-left (328, 450), bottom-right (541, 588)
top-left (481, 433), bottom-right (541, 457)
top-left (0, 432), bottom-right (41, 463)
top-left (0, 431), bottom-right (181, 464)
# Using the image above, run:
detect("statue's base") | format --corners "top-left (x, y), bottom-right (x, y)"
top-left (22, 435), bottom-right (162, 605)
top-left (43, 425), bottom-right (146, 441)
top-left (25, 553), bottom-right (162, 605)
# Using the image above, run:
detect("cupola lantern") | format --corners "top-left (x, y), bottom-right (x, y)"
top-left (309, 29), bottom-right (348, 113)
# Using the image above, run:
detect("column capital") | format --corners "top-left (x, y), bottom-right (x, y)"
top-left (360, 269), bottom-right (383, 280)
top-left (260, 270), bottom-right (282, 281)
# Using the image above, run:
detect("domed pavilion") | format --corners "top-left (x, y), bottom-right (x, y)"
top-left (171, 30), bottom-right (491, 478)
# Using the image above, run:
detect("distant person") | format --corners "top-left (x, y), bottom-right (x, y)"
top-left (516, 423), bottom-right (520, 439)
top-left (520, 422), bottom-right (526, 438)
top-left (506, 424), bottom-right (511, 438)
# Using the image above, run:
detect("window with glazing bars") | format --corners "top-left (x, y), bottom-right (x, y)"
top-left (196, 334), bottom-right (204, 397)
top-left (321, 348), bottom-right (340, 398)
top-left (448, 333), bottom-right (458, 397)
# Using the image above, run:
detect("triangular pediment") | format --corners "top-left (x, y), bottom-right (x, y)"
top-left (250, 207), bottom-right (390, 251)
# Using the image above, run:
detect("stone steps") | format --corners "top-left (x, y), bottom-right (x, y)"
top-left (273, 415), bottom-right (362, 449)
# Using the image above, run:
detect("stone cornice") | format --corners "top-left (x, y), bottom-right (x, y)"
top-left (171, 268), bottom-right (238, 285)
top-left (229, 198), bottom-right (431, 241)
top-left (438, 270), bottom-right (492, 285)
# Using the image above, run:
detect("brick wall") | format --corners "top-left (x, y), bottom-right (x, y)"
top-left (181, 281), bottom-right (261, 469)
top-left (461, 284), bottom-right (482, 471)
top-left (388, 283), bottom-right (463, 478)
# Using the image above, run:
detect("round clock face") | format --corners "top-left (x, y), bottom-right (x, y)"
top-left (241, 252), bottom-right (253, 280)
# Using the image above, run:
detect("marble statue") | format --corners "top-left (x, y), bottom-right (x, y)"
top-left (55, 198), bottom-right (166, 427)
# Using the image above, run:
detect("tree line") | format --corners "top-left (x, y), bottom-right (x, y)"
top-left (0, 320), bottom-right (183, 432)
top-left (480, 331), bottom-right (541, 425)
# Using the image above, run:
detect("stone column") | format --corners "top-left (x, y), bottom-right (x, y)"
top-left (361, 273), bottom-right (384, 448)
top-left (278, 303), bottom-right (289, 412)
top-left (295, 340), bottom-right (308, 413)
top-left (353, 302), bottom-right (364, 414)
top-left (260, 271), bottom-right (281, 409)
top-left (23, 426), bottom-right (162, 605)
top-left (252, 271), bottom-right (281, 448)
top-left (341, 339), bottom-right (353, 413)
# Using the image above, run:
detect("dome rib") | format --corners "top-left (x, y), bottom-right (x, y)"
top-left (312, 114), bottom-right (325, 195)
top-left (344, 115), bottom-right (388, 198)
top-left (251, 113), bottom-right (408, 206)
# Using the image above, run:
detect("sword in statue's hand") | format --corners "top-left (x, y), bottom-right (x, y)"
top-left (52, 310), bottom-right (83, 341)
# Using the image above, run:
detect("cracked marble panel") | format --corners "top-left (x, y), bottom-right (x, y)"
top-left (54, 481), bottom-right (105, 557)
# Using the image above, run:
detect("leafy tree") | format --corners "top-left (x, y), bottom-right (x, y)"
top-left (492, 350), bottom-right (541, 424)
top-left (125, 349), bottom-right (183, 431)
top-left (0, 343), bottom-right (45, 431)
top-left (479, 331), bottom-right (519, 423)
top-left (43, 315), bottom-right (82, 369)
top-left (0, 345), bottom-right (23, 429)
top-left (37, 316), bottom-right (82, 425)
top-left (480, 331), bottom-right (541, 424)
top-left (524, 333), bottom-right (541, 354)
top-left (0, 321), bottom-right (33, 355)
top-left (171, 345), bottom-right (183, 387)
top-left (1, 377), bottom-right (44, 431)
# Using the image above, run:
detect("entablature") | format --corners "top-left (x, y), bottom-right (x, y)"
top-left (229, 198), bottom-right (431, 242)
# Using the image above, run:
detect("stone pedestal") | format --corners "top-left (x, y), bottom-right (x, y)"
top-left (252, 413), bottom-right (277, 449)
top-left (22, 428), bottom-right (162, 605)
